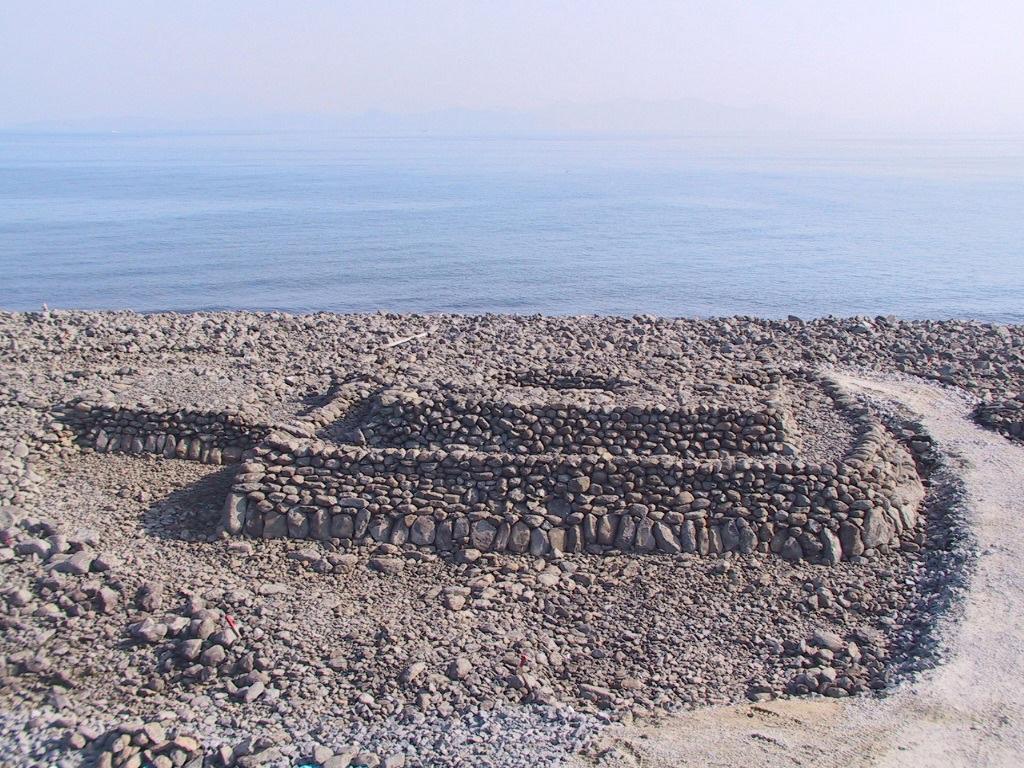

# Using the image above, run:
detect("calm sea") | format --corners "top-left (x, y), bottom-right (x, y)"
top-left (1, 131), bottom-right (1022, 321)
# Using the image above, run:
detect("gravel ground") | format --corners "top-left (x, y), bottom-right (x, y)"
top-left (1, 311), bottom-right (1020, 767)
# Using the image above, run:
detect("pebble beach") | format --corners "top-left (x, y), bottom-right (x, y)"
top-left (1, 310), bottom-right (1021, 767)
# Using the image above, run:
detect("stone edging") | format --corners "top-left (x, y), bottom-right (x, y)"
top-left (53, 400), bottom-right (272, 466)
top-left (974, 397), bottom-right (1024, 442)
top-left (49, 374), bottom-right (926, 564)
top-left (221, 374), bottom-right (924, 564)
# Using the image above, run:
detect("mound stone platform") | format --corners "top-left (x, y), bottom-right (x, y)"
top-left (57, 367), bottom-right (924, 564)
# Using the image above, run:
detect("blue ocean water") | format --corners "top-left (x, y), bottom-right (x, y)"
top-left (1, 130), bottom-right (1022, 321)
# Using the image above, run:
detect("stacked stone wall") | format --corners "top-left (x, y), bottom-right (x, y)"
top-left (223, 409), bottom-right (922, 564)
top-left (974, 396), bottom-right (1024, 441)
top-left (359, 392), bottom-right (793, 458)
top-left (52, 376), bottom-right (926, 564)
top-left (55, 400), bottom-right (269, 466)
top-left (504, 368), bottom-right (630, 391)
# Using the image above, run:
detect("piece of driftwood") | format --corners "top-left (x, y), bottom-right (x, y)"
top-left (379, 331), bottom-right (428, 350)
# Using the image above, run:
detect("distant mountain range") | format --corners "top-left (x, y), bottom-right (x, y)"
top-left (7, 98), bottom-right (803, 134)
top-left (324, 98), bottom-right (795, 134)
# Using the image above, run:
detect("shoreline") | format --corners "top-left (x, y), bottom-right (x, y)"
top-left (5, 307), bottom-right (1024, 325)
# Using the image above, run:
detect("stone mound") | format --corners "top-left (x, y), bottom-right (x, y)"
top-left (53, 368), bottom-right (924, 565)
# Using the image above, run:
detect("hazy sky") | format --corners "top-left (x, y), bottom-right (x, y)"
top-left (2, 0), bottom-right (1023, 132)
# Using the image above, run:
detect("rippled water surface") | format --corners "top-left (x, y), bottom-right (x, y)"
top-left (1, 131), bottom-right (1022, 320)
